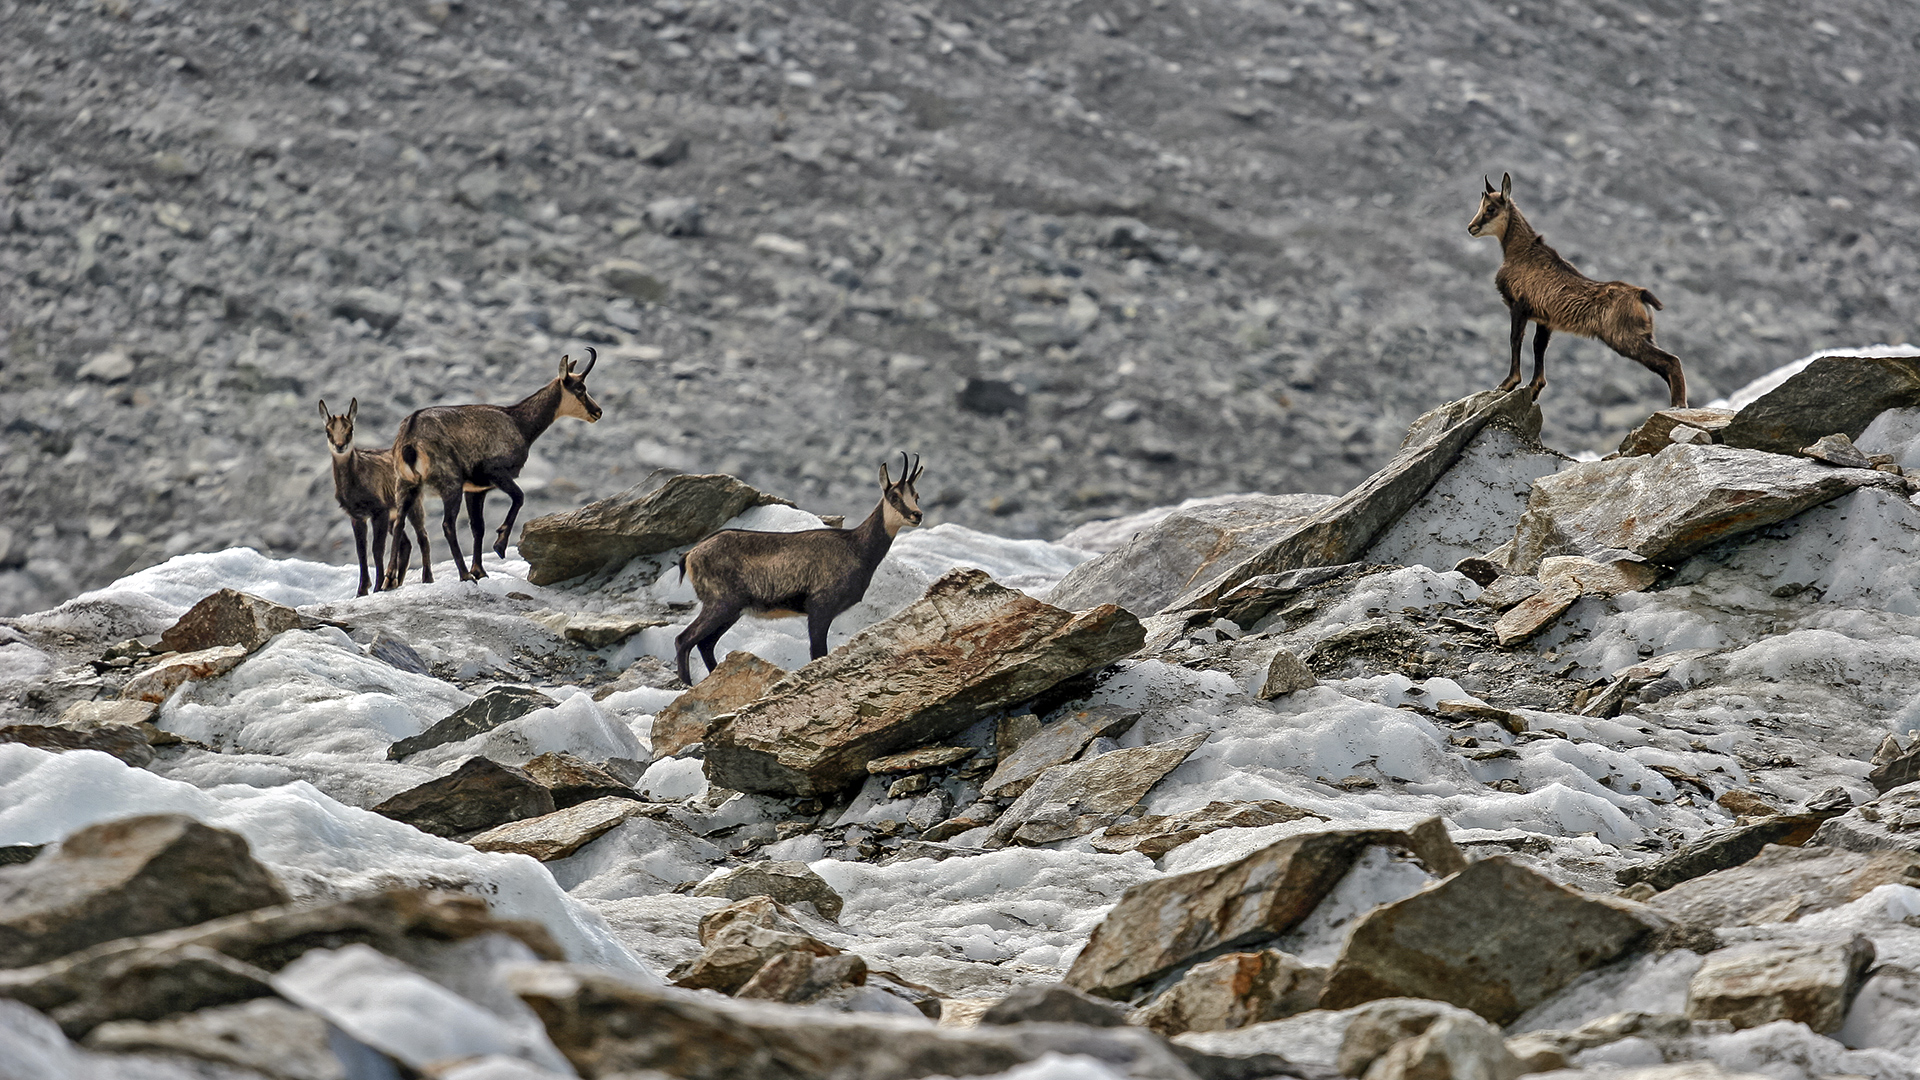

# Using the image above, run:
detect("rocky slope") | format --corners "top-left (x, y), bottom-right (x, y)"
top-left (0, 352), bottom-right (1917, 1078)
top-left (4, 0), bottom-right (1919, 615)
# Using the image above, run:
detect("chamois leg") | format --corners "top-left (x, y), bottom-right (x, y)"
top-left (369, 512), bottom-right (392, 594)
top-left (1615, 336), bottom-right (1689, 408)
top-left (1528, 324), bottom-right (1552, 400)
top-left (675, 602), bottom-right (742, 685)
top-left (389, 521), bottom-right (411, 590)
top-left (804, 604), bottom-right (835, 662)
top-left (491, 478), bottom-right (523, 559)
top-left (438, 490), bottom-right (472, 582)
top-left (1499, 303), bottom-right (1530, 392)
top-left (409, 498), bottom-right (434, 584)
top-left (350, 517), bottom-right (372, 598)
top-left (464, 490), bottom-right (490, 579)
top-left (382, 488), bottom-right (416, 590)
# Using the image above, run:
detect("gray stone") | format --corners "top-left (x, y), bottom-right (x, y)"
top-left (1320, 857), bottom-right (1668, 1024)
top-left (520, 751), bottom-right (636, 807)
top-left (76, 349), bottom-right (137, 383)
top-left (1645, 844), bottom-right (1920, 928)
top-left (0, 814), bottom-right (289, 971)
top-left (1047, 494), bottom-right (1339, 617)
top-left (157, 589), bottom-right (301, 654)
top-left (1686, 935), bottom-right (1875, 1033)
top-left (637, 135), bottom-right (690, 166)
top-left (119, 645), bottom-right (248, 703)
top-left (705, 569), bottom-right (1144, 797)
top-left (0, 722), bottom-right (155, 767)
top-left (1618, 409), bottom-right (1736, 457)
top-left (388, 686), bottom-right (558, 760)
top-left (467, 797), bottom-right (648, 862)
top-left (1066, 824), bottom-right (1459, 1000)
top-left (691, 860), bottom-right (844, 921)
top-left (988, 732), bottom-right (1209, 847)
top-left (1259, 650), bottom-right (1316, 699)
top-left (1132, 950), bottom-right (1326, 1037)
top-left (366, 630), bottom-right (430, 675)
top-left (1868, 745), bottom-right (1920, 795)
top-left (981, 705), bottom-right (1140, 798)
top-left (371, 757), bottom-right (556, 838)
top-left (84, 998), bottom-right (341, 1080)
top-left (1091, 800), bottom-right (1325, 859)
top-left (982, 984), bottom-right (1130, 1028)
top-left (1338, 999), bottom-right (1523, 1080)
top-left (330, 287), bottom-right (403, 331)
top-left (1617, 813), bottom-right (1841, 893)
top-left (517, 473), bottom-right (793, 586)
top-left (594, 258), bottom-right (670, 303)
top-left (668, 896), bottom-right (841, 994)
top-left (1505, 443), bottom-right (1903, 574)
top-left (1801, 432), bottom-right (1874, 469)
top-left (735, 950), bottom-right (867, 1005)
top-left (1475, 575), bottom-right (1542, 612)
top-left (1810, 781), bottom-right (1920, 853)
top-left (645, 195), bottom-right (703, 236)
top-left (650, 651), bottom-right (785, 760)
top-left (867, 746), bottom-right (975, 774)
top-left (1720, 353), bottom-right (1920, 456)
top-left (1169, 388), bottom-right (1540, 614)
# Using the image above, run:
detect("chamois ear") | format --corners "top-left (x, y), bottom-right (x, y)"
top-left (879, 462), bottom-right (893, 488)
top-left (559, 354), bottom-right (573, 376)
top-left (1483, 175), bottom-right (1495, 194)
top-left (318, 399), bottom-right (331, 421)
top-left (1500, 172), bottom-right (1512, 197)
top-left (346, 398), bottom-right (357, 423)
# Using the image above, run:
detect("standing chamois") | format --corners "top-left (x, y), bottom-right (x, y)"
top-left (675, 453), bottom-right (925, 685)
top-left (386, 349), bottom-right (602, 586)
top-left (1468, 173), bottom-right (1688, 407)
top-left (319, 398), bottom-right (433, 597)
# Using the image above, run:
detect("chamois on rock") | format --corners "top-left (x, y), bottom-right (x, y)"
top-left (320, 398), bottom-right (433, 597)
top-left (1468, 173), bottom-right (1689, 408)
top-left (387, 349), bottom-right (602, 586)
top-left (675, 453), bottom-right (925, 685)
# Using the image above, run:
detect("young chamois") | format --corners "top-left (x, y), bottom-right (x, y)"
top-left (674, 453), bottom-right (925, 685)
top-left (319, 398), bottom-right (433, 597)
top-left (1468, 173), bottom-right (1688, 407)
top-left (385, 349), bottom-right (601, 586)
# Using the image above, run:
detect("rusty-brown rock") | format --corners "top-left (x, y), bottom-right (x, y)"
top-left (988, 732), bottom-right (1209, 847)
top-left (668, 896), bottom-right (840, 994)
top-left (0, 815), bottom-right (289, 970)
top-left (118, 646), bottom-right (248, 703)
top-left (518, 473), bottom-right (795, 586)
top-left (704, 569), bottom-right (1145, 797)
top-left (650, 651), bottom-right (785, 760)
top-left (1686, 935), bottom-right (1875, 1033)
top-left (1617, 409), bottom-right (1736, 457)
top-left (1320, 857), bottom-right (1666, 1024)
top-left (1130, 949), bottom-right (1326, 1036)
top-left (158, 589), bottom-right (302, 655)
top-left (1064, 825), bottom-right (1451, 1000)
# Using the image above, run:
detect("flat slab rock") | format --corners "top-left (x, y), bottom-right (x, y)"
top-left (467, 797), bottom-right (648, 861)
top-left (518, 472), bottom-right (794, 586)
top-left (119, 645), bottom-right (248, 704)
top-left (1065, 823), bottom-right (1462, 1000)
top-left (981, 705), bottom-right (1139, 798)
top-left (1617, 814), bottom-right (1839, 893)
top-left (1645, 844), bottom-right (1920, 929)
top-left (650, 650), bottom-right (784, 761)
top-left (371, 757), bottom-right (556, 838)
top-left (1320, 856), bottom-right (1668, 1025)
top-left (1719, 352), bottom-right (1920, 456)
top-left (388, 686), bottom-right (556, 761)
top-left (1686, 935), bottom-right (1876, 1033)
top-left (1618, 408), bottom-right (1736, 457)
top-left (987, 731), bottom-right (1209, 848)
top-left (1811, 781), bottom-right (1920, 853)
top-left (704, 569), bottom-right (1144, 797)
top-left (1091, 800), bottom-right (1325, 858)
top-left (1504, 443), bottom-right (1903, 575)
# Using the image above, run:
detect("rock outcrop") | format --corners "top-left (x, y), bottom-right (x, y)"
top-left (518, 473), bottom-right (794, 586)
top-left (649, 650), bottom-right (785, 760)
top-left (704, 569), bottom-right (1144, 797)
top-left (1719, 353), bottom-right (1920, 456)
top-left (467, 797), bottom-right (650, 861)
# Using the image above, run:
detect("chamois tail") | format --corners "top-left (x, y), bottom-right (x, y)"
top-left (1639, 288), bottom-right (1663, 311)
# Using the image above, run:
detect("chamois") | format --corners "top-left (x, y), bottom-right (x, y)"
top-left (319, 398), bottom-right (433, 597)
top-left (386, 349), bottom-right (602, 586)
top-left (675, 453), bottom-right (925, 685)
top-left (1468, 173), bottom-right (1688, 408)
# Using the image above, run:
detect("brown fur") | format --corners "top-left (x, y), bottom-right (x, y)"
top-left (675, 455), bottom-right (925, 684)
top-left (320, 398), bottom-right (433, 597)
top-left (1468, 173), bottom-right (1688, 407)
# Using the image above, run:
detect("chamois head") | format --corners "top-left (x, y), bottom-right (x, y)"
top-left (554, 347), bottom-right (603, 423)
top-left (878, 452), bottom-right (925, 534)
top-left (319, 398), bottom-right (358, 455)
top-left (1467, 172), bottom-right (1515, 239)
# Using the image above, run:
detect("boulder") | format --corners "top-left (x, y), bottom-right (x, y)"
top-left (467, 797), bottom-right (649, 861)
top-left (735, 950), bottom-right (868, 1005)
top-left (1091, 800), bottom-right (1325, 858)
top-left (118, 645), bottom-right (247, 703)
top-left (594, 258), bottom-right (669, 302)
top-left (371, 757), bottom-right (556, 838)
top-left (669, 896), bottom-right (840, 994)
top-left (1362, 418), bottom-right (1569, 573)
top-left (1168, 388), bottom-right (1539, 614)
top-left (1433, 700), bottom-right (1528, 735)
top-left (704, 570), bottom-right (1144, 797)
top-left (511, 963), bottom-right (1205, 1080)
top-left (518, 473), bottom-right (794, 586)
top-left (1500, 1011), bottom-right (1692, 1072)
top-left (691, 861), bottom-right (845, 921)
top-left (0, 814), bottom-right (288, 970)
top-left (981, 706), bottom-right (1140, 798)
top-left (0, 723), bottom-right (155, 767)
top-left (520, 751), bottom-right (636, 807)
top-left (0, 889), bottom-right (559, 1037)
top-left (1319, 857), bottom-right (1667, 1024)
top-left (1065, 824), bottom-right (1459, 1000)
top-left (867, 746), bottom-right (975, 774)
top-left (1338, 998), bottom-right (1484, 1077)
top-left (1645, 844), bottom-right (1920, 928)
top-left (987, 732), bottom-right (1209, 847)
top-left (1046, 493), bottom-right (1339, 616)
top-left (388, 686), bottom-right (557, 760)
top-left (1618, 409), bottom-right (1736, 457)
top-left (1131, 950), bottom-right (1326, 1037)
top-left (1686, 935), bottom-right (1875, 1033)
top-left (84, 998), bottom-right (338, 1079)
top-left (1868, 745), bottom-right (1920, 795)
top-left (1801, 432), bottom-right (1874, 469)
top-left (981, 984), bottom-right (1130, 1027)
top-left (158, 589), bottom-right (302, 654)
top-left (1504, 444), bottom-right (1903, 575)
top-left (1617, 813), bottom-right (1842, 892)
top-left (650, 651), bottom-right (785, 760)
top-left (1810, 781), bottom-right (1920, 853)
top-left (1719, 353), bottom-right (1920, 456)
top-left (1337, 999), bottom-right (1524, 1080)
top-left (1258, 650), bottom-right (1317, 699)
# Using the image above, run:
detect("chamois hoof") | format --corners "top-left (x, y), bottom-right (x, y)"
top-left (1527, 382), bottom-right (1547, 401)
top-left (493, 539), bottom-right (509, 559)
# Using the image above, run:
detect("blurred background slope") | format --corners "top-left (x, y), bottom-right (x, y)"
top-left (2, 0), bottom-right (1916, 614)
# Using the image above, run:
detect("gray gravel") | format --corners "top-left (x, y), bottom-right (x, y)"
top-left (3, 0), bottom-right (1916, 615)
